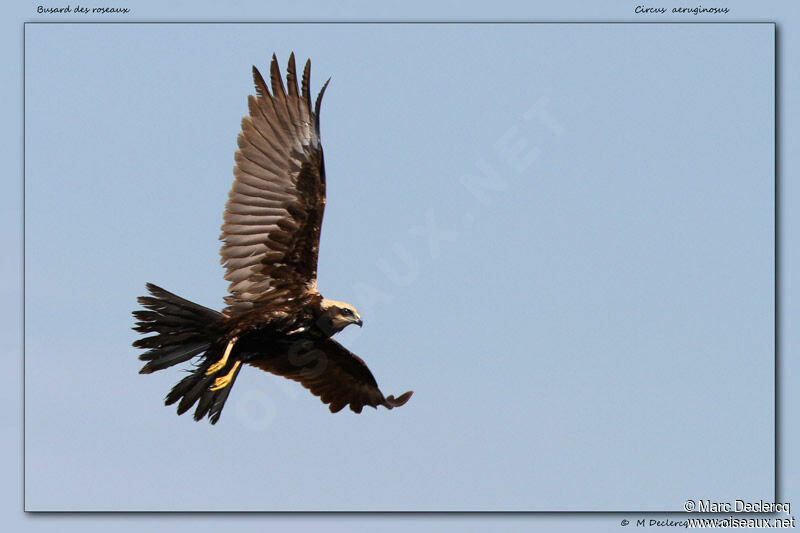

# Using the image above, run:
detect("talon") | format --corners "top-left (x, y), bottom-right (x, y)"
top-left (210, 361), bottom-right (241, 391)
top-left (206, 337), bottom-right (237, 375)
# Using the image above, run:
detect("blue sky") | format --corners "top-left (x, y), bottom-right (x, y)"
top-left (24, 21), bottom-right (774, 511)
top-left (5, 1), bottom-right (799, 531)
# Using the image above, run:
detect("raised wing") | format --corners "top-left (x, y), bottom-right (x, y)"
top-left (247, 337), bottom-right (414, 413)
top-left (220, 53), bottom-right (330, 315)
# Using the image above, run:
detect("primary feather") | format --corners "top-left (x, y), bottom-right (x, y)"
top-left (132, 55), bottom-right (412, 424)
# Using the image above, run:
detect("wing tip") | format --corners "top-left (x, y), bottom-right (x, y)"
top-left (384, 390), bottom-right (414, 409)
top-left (286, 52), bottom-right (299, 97)
top-left (313, 76), bottom-right (331, 135)
top-left (326, 390), bottom-right (413, 414)
top-left (251, 65), bottom-right (270, 99)
top-left (329, 402), bottom-right (347, 413)
top-left (301, 58), bottom-right (312, 107)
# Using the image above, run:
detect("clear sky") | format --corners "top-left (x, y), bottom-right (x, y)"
top-left (6, 1), bottom-right (797, 531)
top-left (24, 20), bottom-right (774, 511)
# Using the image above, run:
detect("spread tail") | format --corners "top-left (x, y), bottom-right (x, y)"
top-left (132, 283), bottom-right (241, 424)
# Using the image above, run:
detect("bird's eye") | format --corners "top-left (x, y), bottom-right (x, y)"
top-left (341, 308), bottom-right (353, 316)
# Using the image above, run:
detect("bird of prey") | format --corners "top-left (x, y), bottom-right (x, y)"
top-left (132, 54), bottom-right (413, 424)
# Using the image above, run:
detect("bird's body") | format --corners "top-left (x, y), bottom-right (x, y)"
top-left (132, 54), bottom-right (412, 424)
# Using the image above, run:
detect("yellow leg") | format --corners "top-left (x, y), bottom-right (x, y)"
top-left (210, 361), bottom-right (241, 391)
top-left (206, 337), bottom-right (237, 375)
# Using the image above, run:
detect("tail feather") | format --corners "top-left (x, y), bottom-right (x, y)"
top-left (177, 370), bottom-right (217, 416)
top-left (132, 283), bottom-right (240, 425)
top-left (137, 341), bottom-right (209, 374)
top-left (134, 332), bottom-right (205, 351)
top-left (194, 381), bottom-right (217, 420)
top-left (177, 355), bottom-right (244, 423)
top-left (139, 283), bottom-right (221, 322)
top-left (164, 369), bottom-right (206, 407)
top-left (206, 362), bottom-right (242, 424)
top-left (133, 310), bottom-right (196, 329)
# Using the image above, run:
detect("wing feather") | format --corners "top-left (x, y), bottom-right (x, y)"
top-left (268, 57), bottom-right (297, 143)
top-left (247, 338), bottom-right (413, 413)
top-left (220, 54), bottom-right (328, 315)
top-left (247, 96), bottom-right (293, 153)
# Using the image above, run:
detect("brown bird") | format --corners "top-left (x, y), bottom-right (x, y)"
top-left (132, 54), bottom-right (413, 424)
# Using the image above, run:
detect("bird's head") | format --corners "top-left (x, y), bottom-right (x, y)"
top-left (319, 299), bottom-right (362, 335)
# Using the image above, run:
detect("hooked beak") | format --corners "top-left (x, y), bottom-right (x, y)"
top-left (353, 316), bottom-right (363, 328)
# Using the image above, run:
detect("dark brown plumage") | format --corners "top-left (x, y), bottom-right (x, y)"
top-left (132, 54), bottom-right (412, 424)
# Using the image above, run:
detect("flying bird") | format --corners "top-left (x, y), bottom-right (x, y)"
top-left (132, 54), bottom-right (413, 424)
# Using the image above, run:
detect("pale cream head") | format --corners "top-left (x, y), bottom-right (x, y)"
top-left (319, 298), bottom-right (363, 335)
